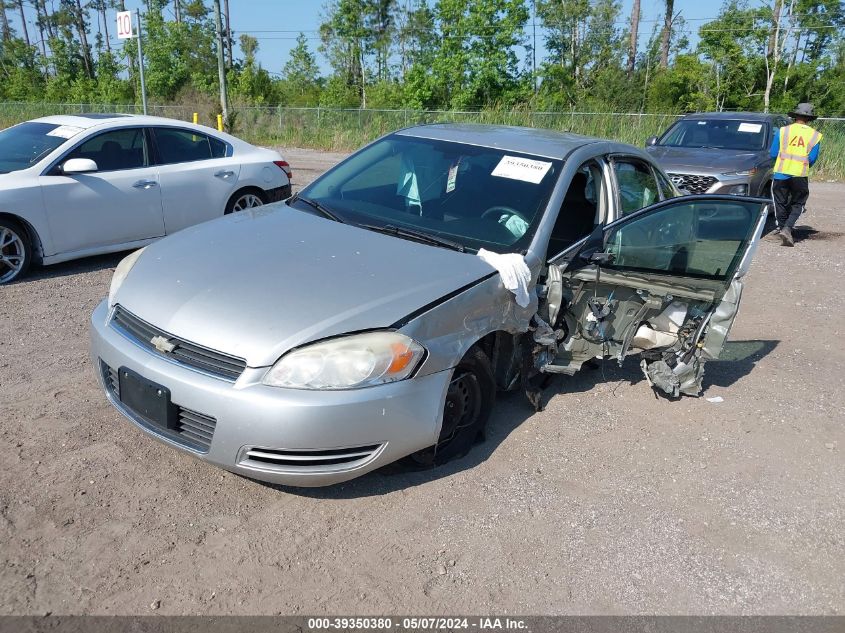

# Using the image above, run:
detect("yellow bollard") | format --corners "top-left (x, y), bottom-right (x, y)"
top-left (192, 112), bottom-right (198, 125)
top-left (216, 114), bottom-right (223, 132)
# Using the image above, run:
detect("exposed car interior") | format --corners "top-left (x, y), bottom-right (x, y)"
top-left (542, 197), bottom-right (761, 397)
top-left (547, 162), bottom-right (604, 256)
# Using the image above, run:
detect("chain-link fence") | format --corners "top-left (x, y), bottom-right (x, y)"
top-left (1, 102), bottom-right (842, 179)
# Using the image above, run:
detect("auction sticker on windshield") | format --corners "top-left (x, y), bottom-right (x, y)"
top-left (491, 155), bottom-right (552, 184)
top-left (738, 123), bottom-right (763, 133)
top-left (46, 125), bottom-right (84, 139)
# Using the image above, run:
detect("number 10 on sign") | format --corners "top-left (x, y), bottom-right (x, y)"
top-left (116, 11), bottom-right (133, 39)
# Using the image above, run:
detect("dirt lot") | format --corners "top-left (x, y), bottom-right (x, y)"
top-left (0, 149), bottom-right (843, 616)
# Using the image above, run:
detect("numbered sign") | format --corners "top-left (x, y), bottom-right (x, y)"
top-left (116, 11), bottom-right (133, 39)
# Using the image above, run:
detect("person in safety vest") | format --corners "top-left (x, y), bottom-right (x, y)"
top-left (768, 102), bottom-right (823, 247)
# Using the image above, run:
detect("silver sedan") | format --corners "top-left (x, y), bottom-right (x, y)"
top-left (91, 124), bottom-right (768, 487)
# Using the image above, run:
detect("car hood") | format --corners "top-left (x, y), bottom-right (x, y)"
top-left (646, 146), bottom-right (762, 171)
top-left (114, 204), bottom-right (494, 367)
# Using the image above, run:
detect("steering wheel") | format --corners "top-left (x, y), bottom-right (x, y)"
top-left (481, 205), bottom-right (528, 225)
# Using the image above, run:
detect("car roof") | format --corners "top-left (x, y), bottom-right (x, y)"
top-left (679, 111), bottom-right (780, 122)
top-left (30, 113), bottom-right (219, 131)
top-left (395, 123), bottom-right (633, 160)
top-left (26, 113), bottom-right (250, 148)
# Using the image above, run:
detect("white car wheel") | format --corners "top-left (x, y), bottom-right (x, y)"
top-left (0, 220), bottom-right (32, 284)
top-left (0, 221), bottom-right (31, 284)
top-left (228, 191), bottom-right (265, 213)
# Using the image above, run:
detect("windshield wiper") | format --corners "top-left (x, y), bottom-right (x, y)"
top-left (289, 193), bottom-right (345, 224)
top-left (360, 223), bottom-right (466, 253)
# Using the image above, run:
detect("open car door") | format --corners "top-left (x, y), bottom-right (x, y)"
top-left (537, 195), bottom-right (769, 397)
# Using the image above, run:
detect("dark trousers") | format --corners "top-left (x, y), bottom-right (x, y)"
top-left (772, 177), bottom-right (809, 229)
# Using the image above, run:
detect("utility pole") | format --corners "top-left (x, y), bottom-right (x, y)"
top-left (532, 0), bottom-right (537, 94)
top-left (136, 9), bottom-right (148, 114)
top-left (223, 0), bottom-right (233, 68)
top-left (627, 0), bottom-right (641, 78)
top-left (212, 0), bottom-right (229, 129)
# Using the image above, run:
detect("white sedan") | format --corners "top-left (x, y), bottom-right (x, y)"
top-left (0, 114), bottom-right (292, 284)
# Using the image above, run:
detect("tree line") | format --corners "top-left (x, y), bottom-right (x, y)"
top-left (0, 0), bottom-right (842, 116)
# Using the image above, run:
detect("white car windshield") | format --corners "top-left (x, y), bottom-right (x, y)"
top-left (297, 135), bottom-right (562, 253)
top-left (0, 122), bottom-right (81, 173)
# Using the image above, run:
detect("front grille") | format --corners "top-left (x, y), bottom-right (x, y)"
top-left (239, 444), bottom-right (383, 471)
top-left (668, 173), bottom-right (719, 195)
top-left (101, 360), bottom-right (217, 452)
top-left (111, 305), bottom-right (246, 381)
top-left (177, 408), bottom-right (217, 449)
top-left (105, 364), bottom-right (120, 398)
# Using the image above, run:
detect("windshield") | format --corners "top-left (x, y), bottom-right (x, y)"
top-left (0, 122), bottom-right (83, 173)
top-left (296, 134), bottom-right (562, 253)
top-left (659, 119), bottom-right (769, 151)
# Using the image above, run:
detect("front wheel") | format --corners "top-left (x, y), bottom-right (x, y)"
top-left (407, 347), bottom-right (495, 467)
top-left (225, 189), bottom-right (266, 214)
top-left (0, 219), bottom-right (32, 284)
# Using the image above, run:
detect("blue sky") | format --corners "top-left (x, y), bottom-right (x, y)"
top-left (224, 0), bottom-right (723, 74)
top-left (8, 0), bottom-right (724, 76)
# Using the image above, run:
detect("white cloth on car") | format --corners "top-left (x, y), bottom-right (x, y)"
top-left (476, 248), bottom-right (532, 308)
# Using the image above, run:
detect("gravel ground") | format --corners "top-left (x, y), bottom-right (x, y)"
top-left (0, 149), bottom-right (843, 616)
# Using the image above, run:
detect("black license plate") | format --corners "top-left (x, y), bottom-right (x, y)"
top-left (118, 366), bottom-right (178, 431)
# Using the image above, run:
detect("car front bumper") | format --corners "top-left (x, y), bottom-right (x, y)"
top-left (90, 299), bottom-right (450, 487)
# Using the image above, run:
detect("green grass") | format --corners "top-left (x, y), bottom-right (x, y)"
top-left (2, 102), bottom-right (842, 180)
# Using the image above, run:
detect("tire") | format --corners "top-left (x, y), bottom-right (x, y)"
top-left (0, 218), bottom-right (32, 285)
top-left (224, 188), bottom-right (266, 214)
top-left (407, 346), bottom-right (496, 467)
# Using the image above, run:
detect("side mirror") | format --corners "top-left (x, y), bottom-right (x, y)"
top-left (588, 251), bottom-right (615, 265)
top-left (646, 136), bottom-right (659, 147)
top-left (62, 158), bottom-right (98, 174)
top-left (678, 188), bottom-right (692, 196)
top-left (579, 250), bottom-right (614, 265)
top-left (574, 224), bottom-right (607, 264)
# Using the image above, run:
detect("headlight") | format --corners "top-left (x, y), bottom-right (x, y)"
top-left (721, 168), bottom-right (757, 177)
top-left (108, 247), bottom-right (146, 308)
top-left (263, 331), bottom-right (425, 390)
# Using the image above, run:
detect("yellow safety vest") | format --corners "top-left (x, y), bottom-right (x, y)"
top-left (774, 123), bottom-right (822, 177)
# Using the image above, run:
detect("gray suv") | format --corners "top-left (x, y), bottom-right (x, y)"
top-left (646, 112), bottom-right (789, 197)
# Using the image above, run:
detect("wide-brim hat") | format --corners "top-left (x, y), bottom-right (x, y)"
top-left (789, 102), bottom-right (817, 120)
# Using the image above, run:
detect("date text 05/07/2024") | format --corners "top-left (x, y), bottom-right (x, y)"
top-left (306, 617), bottom-right (528, 630)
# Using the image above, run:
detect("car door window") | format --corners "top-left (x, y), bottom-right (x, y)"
top-left (64, 128), bottom-right (148, 172)
top-left (613, 159), bottom-right (659, 215)
top-left (153, 128), bottom-right (227, 165)
top-left (603, 199), bottom-right (761, 280)
top-left (655, 168), bottom-right (679, 200)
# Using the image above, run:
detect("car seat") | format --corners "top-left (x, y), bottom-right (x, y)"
top-left (99, 140), bottom-right (124, 170)
top-left (548, 172), bottom-right (597, 255)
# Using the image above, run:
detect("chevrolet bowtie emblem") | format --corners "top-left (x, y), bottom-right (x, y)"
top-left (150, 335), bottom-right (176, 354)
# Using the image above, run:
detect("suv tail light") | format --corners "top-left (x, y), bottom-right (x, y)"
top-left (273, 160), bottom-right (292, 180)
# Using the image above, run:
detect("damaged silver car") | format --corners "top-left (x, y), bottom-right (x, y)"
top-left (90, 124), bottom-right (768, 486)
